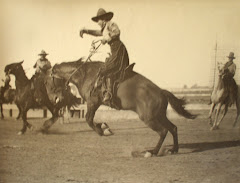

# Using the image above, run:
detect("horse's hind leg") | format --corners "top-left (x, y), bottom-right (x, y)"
top-left (147, 124), bottom-right (168, 156)
top-left (233, 98), bottom-right (240, 127)
top-left (216, 104), bottom-right (228, 129)
top-left (161, 116), bottom-right (179, 154)
top-left (143, 117), bottom-right (177, 156)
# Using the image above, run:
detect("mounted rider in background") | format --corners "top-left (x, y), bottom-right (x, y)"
top-left (223, 52), bottom-right (237, 106)
top-left (31, 50), bottom-right (52, 93)
top-left (79, 8), bottom-right (130, 104)
top-left (33, 50), bottom-right (52, 74)
top-left (1, 74), bottom-right (12, 103)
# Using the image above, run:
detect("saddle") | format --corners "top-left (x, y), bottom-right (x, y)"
top-left (92, 63), bottom-right (135, 108)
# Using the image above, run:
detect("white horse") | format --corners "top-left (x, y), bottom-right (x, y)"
top-left (209, 62), bottom-right (240, 129)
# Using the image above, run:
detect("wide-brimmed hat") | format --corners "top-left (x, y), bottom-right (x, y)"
top-left (92, 8), bottom-right (113, 22)
top-left (38, 50), bottom-right (48, 56)
top-left (227, 52), bottom-right (235, 59)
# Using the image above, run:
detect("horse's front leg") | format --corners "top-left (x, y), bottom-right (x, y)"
top-left (18, 110), bottom-right (33, 135)
top-left (40, 109), bottom-right (59, 134)
top-left (208, 103), bottom-right (216, 126)
top-left (216, 104), bottom-right (228, 128)
top-left (0, 103), bottom-right (4, 119)
top-left (211, 103), bottom-right (222, 131)
top-left (86, 101), bottom-right (113, 136)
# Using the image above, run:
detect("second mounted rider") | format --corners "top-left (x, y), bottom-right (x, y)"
top-left (31, 50), bottom-right (52, 92)
top-left (222, 52), bottom-right (238, 106)
top-left (34, 50), bottom-right (52, 75)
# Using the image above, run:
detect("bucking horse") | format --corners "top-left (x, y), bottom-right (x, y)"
top-left (49, 58), bottom-right (197, 157)
top-left (4, 60), bottom-right (79, 135)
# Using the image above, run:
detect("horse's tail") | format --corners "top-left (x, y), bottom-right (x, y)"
top-left (162, 89), bottom-right (197, 119)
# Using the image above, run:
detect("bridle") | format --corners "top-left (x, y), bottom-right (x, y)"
top-left (50, 40), bottom-right (102, 89)
top-left (64, 40), bottom-right (102, 86)
top-left (51, 73), bottom-right (69, 91)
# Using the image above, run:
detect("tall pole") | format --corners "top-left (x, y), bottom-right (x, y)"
top-left (213, 38), bottom-right (218, 88)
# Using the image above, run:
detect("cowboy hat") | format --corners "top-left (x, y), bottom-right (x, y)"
top-left (227, 52), bottom-right (235, 59)
top-left (38, 50), bottom-right (48, 56)
top-left (92, 8), bottom-right (113, 22)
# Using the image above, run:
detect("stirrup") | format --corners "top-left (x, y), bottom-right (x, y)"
top-left (103, 91), bottom-right (112, 102)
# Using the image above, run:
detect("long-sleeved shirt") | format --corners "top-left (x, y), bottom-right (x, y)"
top-left (102, 21), bottom-right (120, 43)
top-left (224, 61), bottom-right (236, 77)
top-left (34, 58), bottom-right (52, 73)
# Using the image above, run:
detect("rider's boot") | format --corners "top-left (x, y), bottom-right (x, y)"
top-left (103, 91), bottom-right (112, 103)
top-left (103, 78), bottom-right (113, 103)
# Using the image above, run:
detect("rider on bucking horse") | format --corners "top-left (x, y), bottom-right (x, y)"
top-left (222, 52), bottom-right (238, 106)
top-left (79, 8), bottom-right (130, 104)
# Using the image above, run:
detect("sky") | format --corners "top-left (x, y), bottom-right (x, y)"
top-left (1, 0), bottom-right (240, 88)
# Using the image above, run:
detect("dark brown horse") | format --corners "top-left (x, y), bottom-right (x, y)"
top-left (4, 61), bottom-right (79, 135)
top-left (49, 59), bottom-right (197, 157)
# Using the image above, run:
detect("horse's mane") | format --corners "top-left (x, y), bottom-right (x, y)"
top-left (59, 57), bottom-right (84, 67)
top-left (60, 57), bottom-right (103, 66)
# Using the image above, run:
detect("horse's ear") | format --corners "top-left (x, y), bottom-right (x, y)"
top-left (20, 60), bottom-right (24, 64)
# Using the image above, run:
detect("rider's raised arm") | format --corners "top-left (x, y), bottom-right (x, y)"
top-left (80, 28), bottom-right (102, 37)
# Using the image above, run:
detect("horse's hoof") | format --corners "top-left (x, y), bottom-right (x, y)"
top-left (210, 126), bottom-right (216, 131)
top-left (144, 151), bottom-right (152, 158)
top-left (101, 123), bottom-right (109, 130)
top-left (28, 125), bottom-right (34, 131)
top-left (37, 128), bottom-right (48, 134)
top-left (17, 131), bottom-right (23, 135)
top-left (167, 148), bottom-right (178, 154)
top-left (103, 128), bottom-right (113, 136)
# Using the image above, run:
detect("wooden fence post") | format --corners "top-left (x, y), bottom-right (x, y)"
top-left (43, 109), bottom-right (47, 118)
top-left (82, 110), bottom-right (85, 118)
top-left (9, 109), bottom-right (12, 117)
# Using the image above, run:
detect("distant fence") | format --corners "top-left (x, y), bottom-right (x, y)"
top-left (2, 88), bottom-right (213, 119)
top-left (2, 98), bottom-right (87, 119)
top-left (170, 88), bottom-right (212, 104)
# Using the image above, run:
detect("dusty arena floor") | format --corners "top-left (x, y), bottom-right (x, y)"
top-left (0, 109), bottom-right (240, 183)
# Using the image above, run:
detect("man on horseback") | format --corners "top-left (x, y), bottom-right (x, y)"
top-left (79, 8), bottom-right (129, 103)
top-left (31, 50), bottom-right (52, 101)
top-left (32, 50), bottom-right (51, 86)
top-left (223, 52), bottom-right (237, 106)
top-left (1, 74), bottom-right (12, 104)
top-left (34, 50), bottom-right (52, 74)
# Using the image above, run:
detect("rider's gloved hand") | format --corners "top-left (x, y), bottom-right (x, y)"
top-left (80, 28), bottom-right (87, 38)
top-left (101, 39), bottom-right (108, 45)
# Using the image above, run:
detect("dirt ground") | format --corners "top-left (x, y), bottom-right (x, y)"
top-left (0, 109), bottom-right (240, 183)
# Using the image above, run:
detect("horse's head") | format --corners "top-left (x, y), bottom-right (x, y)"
top-left (217, 62), bottom-right (227, 79)
top-left (4, 60), bottom-right (24, 76)
top-left (47, 60), bottom-right (85, 105)
top-left (44, 73), bottom-right (67, 106)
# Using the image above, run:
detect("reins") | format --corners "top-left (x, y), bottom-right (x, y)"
top-left (64, 40), bottom-right (102, 86)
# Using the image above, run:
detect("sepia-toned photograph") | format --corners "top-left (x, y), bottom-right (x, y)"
top-left (0, 0), bottom-right (240, 182)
